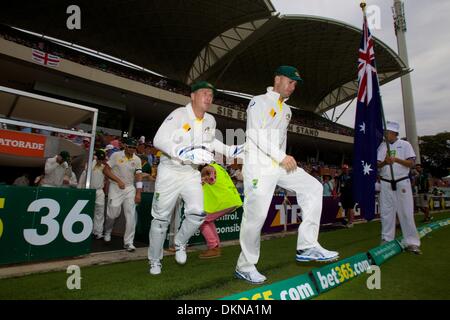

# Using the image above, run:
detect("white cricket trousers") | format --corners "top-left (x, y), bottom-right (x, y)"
top-left (104, 184), bottom-right (137, 246)
top-left (237, 166), bottom-right (323, 272)
top-left (148, 163), bottom-right (206, 261)
top-left (92, 189), bottom-right (105, 236)
top-left (380, 179), bottom-right (420, 246)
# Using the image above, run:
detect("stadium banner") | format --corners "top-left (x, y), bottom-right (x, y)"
top-left (261, 196), bottom-right (342, 234)
top-left (0, 185), bottom-right (95, 265)
top-left (134, 193), bottom-right (243, 246)
top-left (221, 273), bottom-right (318, 300)
top-left (0, 129), bottom-right (46, 158)
top-left (190, 207), bottom-right (243, 245)
top-left (311, 253), bottom-right (371, 293)
top-left (417, 225), bottom-right (433, 239)
top-left (367, 240), bottom-right (402, 266)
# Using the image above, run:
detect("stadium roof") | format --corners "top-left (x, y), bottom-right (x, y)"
top-left (0, 1), bottom-right (407, 113)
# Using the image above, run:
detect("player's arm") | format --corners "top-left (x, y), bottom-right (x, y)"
top-left (394, 157), bottom-right (415, 168)
top-left (153, 109), bottom-right (185, 159)
top-left (45, 156), bottom-right (63, 174)
top-left (103, 154), bottom-right (125, 189)
top-left (134, 159), bottom-right (143, 204)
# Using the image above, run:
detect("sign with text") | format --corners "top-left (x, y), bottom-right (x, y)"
top-left (0, 185), bottom-right (95, 265)
top-left (311, 253), bottom-right (371, 293)
top-left (0, 129), bottom-right (46, 158)
top-left (221, 273), bottom-right (318, 300)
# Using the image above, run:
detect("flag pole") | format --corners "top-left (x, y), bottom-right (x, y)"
top-left (360, 0), bottom-right (397, 191)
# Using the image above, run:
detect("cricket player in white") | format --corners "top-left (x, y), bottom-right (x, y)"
top-left (235, 66), bottom-right (339, 284)
top-left (377, 121), bottom-right (421, 254)
top-left (41, 151), bottom-right (72, 187)
top-left (103, 138), bottom-right (143, 252)
top-left (148, 81), bottom-right (242, 275)
top-left (79, 149), bottom-right (107, 239)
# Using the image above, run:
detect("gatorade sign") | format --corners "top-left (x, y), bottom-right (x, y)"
top-left (0, 129), bottom-right (46, 157)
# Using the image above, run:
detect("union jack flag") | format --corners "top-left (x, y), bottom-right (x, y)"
top-left (357, 16), bottom-right (376, 104)
top-left (352, 12), bottom-right (384, 221)
top-left (31, 49), bottom-right (60, 67)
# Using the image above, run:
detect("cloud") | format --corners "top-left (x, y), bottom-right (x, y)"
top-left (271, 0), bottom-right (450, 136)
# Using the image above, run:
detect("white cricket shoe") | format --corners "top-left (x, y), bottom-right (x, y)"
top-left (104, 234), bottom-right (111, 242)
top-left (235, 268), bottom-right (267, 284)
top-left (149, 260), bottom-right (162, 275)
top-left (175, 243), bottom-right (187, 265)
top-left (296, 245), bottom-right (339, 262)
top-left (124, 243), bottom-right (136, 252)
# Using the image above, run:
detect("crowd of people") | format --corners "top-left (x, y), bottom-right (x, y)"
top-left (1, 24), bottom-right (354, 137)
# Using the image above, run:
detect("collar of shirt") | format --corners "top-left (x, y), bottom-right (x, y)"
top-left (186, 102), bottom-right (204, 123)
top-left (119, 150), bottom-right (134, 162)
top-left (266, 87), bottom-right (289, 105)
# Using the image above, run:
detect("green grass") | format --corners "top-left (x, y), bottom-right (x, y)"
top-left (1, 212), bottom-right (449, 300)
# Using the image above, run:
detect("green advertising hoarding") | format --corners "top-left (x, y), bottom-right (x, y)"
top-left (311, 253), bottom-right (372, 293)
top-left (367, 240), bottom-right (402, 266)
top-left (0, 185), bottom-right (95, 265)
top-left (222, 273), bottom-right (318, 300)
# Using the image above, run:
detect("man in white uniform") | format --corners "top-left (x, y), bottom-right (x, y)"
top-left (377, 121), bottom-right (421, 254)
top-left (148, 81), bottom-right (242, 275)
top-left (235, 66), bottom-right (339, 284)
top-left (103, 138), bottom-right (143, 252)
top-left (41, 151), bottom-right (72, 187)
top-left (79, 149), bottom-right (107, 239)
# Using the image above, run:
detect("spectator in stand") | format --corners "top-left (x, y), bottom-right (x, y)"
top-left (13, 173), bottom-right (30, 186)
top-left (137, 140), bottom-right (146, 156)
top-left (336, 164), bottom-right (355, 228)
top-left (322, 175), bottom-right (334, 197)
top-left (415, 164), bottom-right (432, 222)
top-left (144, 143), bottom-right (155, 167)
top-left (82, 137), bottom-right (90, 151)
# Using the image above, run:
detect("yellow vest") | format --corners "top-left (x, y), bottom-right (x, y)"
top-left (203, 163), bottom-right (243, 214)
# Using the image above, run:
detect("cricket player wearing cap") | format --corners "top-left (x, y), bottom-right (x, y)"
top-left (377, 121), bottom-right (421, 254)
top-left (235, 66), bottom-right (339, 284)
top-left (41, 150), bottom-right (72, 187)
top-left (79, 149), bottom-right (107, 239)
top-left (103, 138), bottom-right (143, 252)
top-left (148, 81), bottom-right (243, 275)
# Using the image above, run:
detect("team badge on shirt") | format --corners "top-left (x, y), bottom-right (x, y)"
top-left (183, 123), bottom-right (191, 132)
top-left (252, 179), bottom-right (258, 189)
top-left (269, 108), bottom-right (276, 118)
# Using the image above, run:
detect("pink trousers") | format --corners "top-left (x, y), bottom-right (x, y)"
top-left (199, 209), bottom-right (232, 249)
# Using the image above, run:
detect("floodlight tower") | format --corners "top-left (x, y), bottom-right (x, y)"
top-left (393, 0), bottom-right (421, 162)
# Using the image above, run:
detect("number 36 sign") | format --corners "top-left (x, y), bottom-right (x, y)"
top-left (0, 185), bottom-right (95, 265)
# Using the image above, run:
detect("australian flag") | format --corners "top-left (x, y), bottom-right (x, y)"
top-left (352, 14), bottom-right (384, 221)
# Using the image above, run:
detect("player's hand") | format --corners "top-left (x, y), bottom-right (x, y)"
top-left (385, 155), bottom-right (395, 165)
top-left (280, 155), bottom-right (297, 173)
top-left (118, 180), bottom-right (126, 189)
top-left (135, 192), bottom-right (141, 204)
